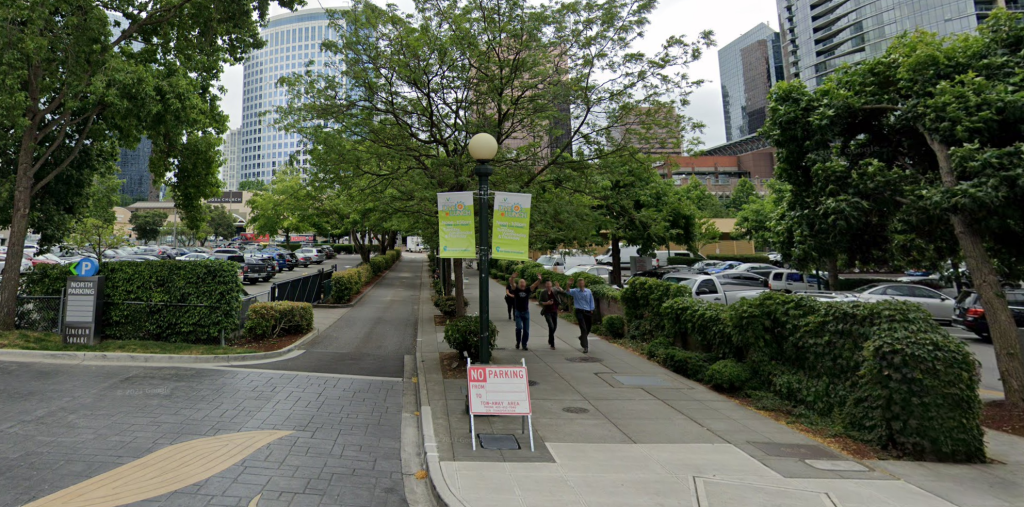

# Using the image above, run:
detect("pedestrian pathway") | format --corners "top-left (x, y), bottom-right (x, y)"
top-left (416, 264), bottom-right (1024, 507)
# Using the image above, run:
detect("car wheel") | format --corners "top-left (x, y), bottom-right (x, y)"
top-left (976, 333), bottom-right (992, 343)
top-left (289, 267), bottom-right (295, 271)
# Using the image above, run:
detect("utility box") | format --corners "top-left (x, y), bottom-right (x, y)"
top-left (62, 276), bottom-right (105, 345)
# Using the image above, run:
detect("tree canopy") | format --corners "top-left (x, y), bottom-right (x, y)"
top-left (129, 210), bottom-right (167, 244)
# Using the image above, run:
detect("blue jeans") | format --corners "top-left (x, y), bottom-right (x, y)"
top-left (514, 310), bottom-right (530, 347)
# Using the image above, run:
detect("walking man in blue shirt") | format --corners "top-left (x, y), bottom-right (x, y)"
top-left (566, 277), bottom-right (595, 353)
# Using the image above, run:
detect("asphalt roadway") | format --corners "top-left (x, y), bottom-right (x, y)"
top-left (237, 254), bottom-right (422, 379)
top-left (242, 255), bottom-right (362, 295)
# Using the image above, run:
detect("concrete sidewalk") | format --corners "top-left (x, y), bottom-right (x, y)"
top-left (415, 264), bottom-right (1024, 507)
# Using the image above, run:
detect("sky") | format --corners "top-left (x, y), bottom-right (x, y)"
top-left (216, 0), bottom-right (780, 149)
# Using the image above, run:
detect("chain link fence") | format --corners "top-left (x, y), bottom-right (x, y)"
top-left (14, 296), bottom-right (64, 333)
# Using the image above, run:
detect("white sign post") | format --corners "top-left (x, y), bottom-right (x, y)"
top-left (467, 358), bottom-right (534, 452)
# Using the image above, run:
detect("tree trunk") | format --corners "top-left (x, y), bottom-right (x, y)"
top-left (610, 235), bottom-right (622, 287)
top-left (0, 159), bottom-right (35, 330)
top-left (444, 258), bottom-right (453, 296)
top-left (454, 258), bottom-right (466, 317)
top-left (928, 135), bottom-right (1024, 407)
top-left (827, 258), bottom-right (839, 292)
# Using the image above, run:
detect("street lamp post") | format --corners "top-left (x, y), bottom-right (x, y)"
top-left (468, 133), bottom-right (498, 364)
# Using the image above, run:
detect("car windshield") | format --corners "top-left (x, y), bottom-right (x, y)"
top-left (536, 255), bottom-right (557, 266)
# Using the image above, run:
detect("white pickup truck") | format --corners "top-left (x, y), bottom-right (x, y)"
top-left (664, 274), bottom-right (767, 305)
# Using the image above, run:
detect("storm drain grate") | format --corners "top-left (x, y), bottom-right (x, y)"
top-left (565, 356), bottom-right (603, 363)
top-left (562, 407), bottom-right (590, 414)
top-left (478, 434), bottom-right (520, 450)
top-left (528, 380), bottom-right (539, 386)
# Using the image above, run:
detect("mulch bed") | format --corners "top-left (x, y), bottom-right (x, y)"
top-left (440, 351), bottom-right (467, 380)
top-left (982, 400), bottom-right (1024, 437)
top-left (230, 332), bottom-right (308, 353)
top-left (434, 315), bottom-right (452, 327)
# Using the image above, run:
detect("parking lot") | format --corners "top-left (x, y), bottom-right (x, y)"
top-left (241, 254), bottom-right (359, 295)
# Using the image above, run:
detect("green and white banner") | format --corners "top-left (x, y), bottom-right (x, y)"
top-left (492, 192), bottom-right (532, 260)
top-left (437, 192), bottom-right (476, 258)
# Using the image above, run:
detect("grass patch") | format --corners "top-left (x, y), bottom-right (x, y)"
top-left (0, 331), bottom-right (257, 355)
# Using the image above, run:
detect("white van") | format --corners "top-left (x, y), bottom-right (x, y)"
top-left (768, 270), bottom-right (828, 292)
top-left (537, 253), bottom-right (597, 273)
top-left (653, 250), bottom-right (702, 267)
top-left (596, 245), bottom-right (641, 269)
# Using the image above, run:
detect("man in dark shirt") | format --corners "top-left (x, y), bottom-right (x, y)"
top-left (504, 273), bottom-right (518, 320)
top-left (539, 277), bottom-right (561, 349)
top-left (507, 275), bottom-right (541, 350)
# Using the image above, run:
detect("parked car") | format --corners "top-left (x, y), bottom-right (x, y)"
top-left (240, 257), bottom-right (270, 285)
top-left (137, 246), bottom-right (173, 260)
top-left (627, 266), bottom-right (697, 285)
top-left (727, 263), bottom-right (779, 279)
top-left (316, 246), bottom-right (335, 260)
top-left (671, 275), bottom-right (767, 305)
top-left (851, 283), bottom-right (955, 324)
top-left (713, 271), bottom-right (768, 288)
top-left (596, 244), bottom-right (642, 269)
top-left (537, 253), bottom-right (597, 273)
top-left (292, 250), bottom-right (313, 267)
top-left (652, 250), bottom-right (703, 267)
top-left (952, 289), bottom-right (1024, 341)
top-left (704, 261), bottom-right (742, 275)
top-left (691, 260), bottom-right (725, 273)
top-left (296, 247), bottom-right (324, 265)
top-left (791, 290), bottom-right (861, 302)
top-left (213, 248), bottom-right (243, 256)
top-left (0, 256), bottom-right (34, 273)
top-left (564, 264), bottom-right (613, 283)
top-left (768, 270), bottom-right (828, 292)
top-left (177, 253), bottom-right (211, 261)
top-left (26, 252), bottom-right (60, 267)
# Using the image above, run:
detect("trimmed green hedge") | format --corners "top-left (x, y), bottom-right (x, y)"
top-left (443, 315), bottom-right (498, 362)
top-left (244, 302), bottom-right (314, 340)
top-left (667, 256), bottom-right (702, 266)
top-left (433, 295), bottom-right (469, 317)
top-left (705, 254), bottom-right (771, 263)
top-left (332, 244), bottom-right (356, 254)
top-left (20, 264), bottom-right (68, 296)
top-left (601, 315), bottom-right (625, 339)
top-left (324, 250), bottom-right (402, 304)
top-left (622, 278), bottom-right (985, 462)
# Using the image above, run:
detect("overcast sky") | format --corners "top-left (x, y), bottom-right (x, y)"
top-left (216, 0), bottom-right (779, 149)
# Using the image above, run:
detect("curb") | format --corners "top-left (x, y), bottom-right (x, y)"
top-left (0, 327), bottom-right (321, 366)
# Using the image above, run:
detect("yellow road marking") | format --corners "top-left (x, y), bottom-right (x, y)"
top-left (25, 431), bottom-right (292, 507)
top-left (980, 389), bottom-right (1005, 397)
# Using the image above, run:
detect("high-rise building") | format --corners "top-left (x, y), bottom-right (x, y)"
top-left (220, 128), bottom-right (242, 191)
top-left (116, 138), bottom-right (154, 200)
top-left (718, 23), bottom-right (785, 142)
top-left (238, 7), bottom-right (346, 185)
top-left (776, 0), bottom-right (1022, 89)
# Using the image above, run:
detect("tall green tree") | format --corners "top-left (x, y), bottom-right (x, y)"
top-left (247, 167), bottom-right (317, 245)
top-left (69, 171), bottom-right (126, 259)
top-left (206, 205), bottom-right (238, 243)
top-left (679, 178), bottom-right (728, 218)
top-left (763, 9), bottom-right (1024, 407)
top-left (277, 0), bottom-right (713, 311)
top-left (734, 180), bottom-right (785, 251)
top-left (0, 0), bottom-right (298, 329)
top-left (238, 180), bottom-right (268, 192)
top-left (129, 211), bottom-right (167, 244)
top-left (728, 177), bottom-right (758, 214)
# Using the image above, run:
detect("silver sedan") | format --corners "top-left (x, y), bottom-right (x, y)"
top-left (851, 283), bottom-right (955, 323)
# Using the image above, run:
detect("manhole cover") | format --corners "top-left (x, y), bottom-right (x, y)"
top-left (750, 442), bottom-right (840, 460)
top-left (528, 380), bottom-right (539, 386)
top-left (478, 434), bottom-right (520, 450)
top-left (565, 356), bottom-right (603, 363)
top-left (562, 407), bottom-right (590, 414)
top-left (611, 375), bottom-right (671, 387)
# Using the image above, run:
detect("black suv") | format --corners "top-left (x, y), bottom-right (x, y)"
top-left (952, 289), bottom-right (1024, 341)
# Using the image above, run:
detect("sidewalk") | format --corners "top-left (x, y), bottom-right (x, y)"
top-left (415, 264), bottom-right (1024, 507)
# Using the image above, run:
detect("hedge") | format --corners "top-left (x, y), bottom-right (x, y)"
top-left (443, 315), bottom-right (497, 362)
top-left (433, 295), bottom-right (469, 317)
top-left (704, 254), bottom-right (771, 263)
top-left (332, 244), bottom-right (356, 254)
top-left (622, 278), bottom-right (985, 462)
top-left (244, 302), bottom-right (314, 340)
top-left (323, 249), bottom-right (402, 304)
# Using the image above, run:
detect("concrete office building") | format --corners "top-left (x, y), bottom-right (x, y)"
top-left (220, 128), bottom-right (242, 191)
top-left (718, 24), bottom-right (785, 142)
top-left (238, 7), bottom-right (346, 185)
top-left (777, 0), bottom-right (1023, 89)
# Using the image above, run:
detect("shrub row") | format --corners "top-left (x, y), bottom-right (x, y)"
top-left (325, 250), bottom-right (402, 304)
top-left (23, 262), bottom-right (241, 344)
top-left (244, 302), bottom-right (314, 340)
top-left (433, 295), bottom-right (469, 317)
top-left (621, 278), bottom-right (985, 462)
top-left (443, 315), bottom-right (498, 362)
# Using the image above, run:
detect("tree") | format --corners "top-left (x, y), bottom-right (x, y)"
top-left (688, 218), bottom-right (720, 255)
top-left (728, 177), bottom-right (758, 213)
top-left (69, 172), bottom-right (126, 259)
top-left (277, 0), bottom-right (713, 314)
top-left (679, 178), bottom-right (728, 218)
top-left (247, 167), bottom-right (317, 245)
top-left (238, 180), bottom-right (268, 192)
top-left (206, 205), bottom-right (238, 243)
top-left (129, 211), bottom-right (168, 245)
top-left (762, 9), bottom-right (1024, 407)
top-left (0, 0), bottom-right (298, 329)
top-left (734, 181), bottom-right (784, 251)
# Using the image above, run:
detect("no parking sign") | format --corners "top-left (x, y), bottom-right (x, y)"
top-left (466, 359), bottom-right (535, 452)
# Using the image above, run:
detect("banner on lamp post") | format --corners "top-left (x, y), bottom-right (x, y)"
top-left (437, 192), bottom-right (476, 258)
top-left (492, 192), bottom-right (532, 260)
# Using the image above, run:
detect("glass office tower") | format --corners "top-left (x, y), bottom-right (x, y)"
top-left (718, 23), bottom-right (785, 142)
top-left (238, 7), bottom-right (346, 184)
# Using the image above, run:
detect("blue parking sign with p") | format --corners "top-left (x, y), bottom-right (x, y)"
top-left (70, 258), bottom-right (99, 277)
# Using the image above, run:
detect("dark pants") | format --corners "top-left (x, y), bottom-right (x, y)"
top-left (543, 312), bottom-right (558, 346)
top-left (575, 309), bottom-right (593, 349)
top-left (505, 298), bottom-right (514, 318)
top-left (514, 310), bottom-right (530, 347)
